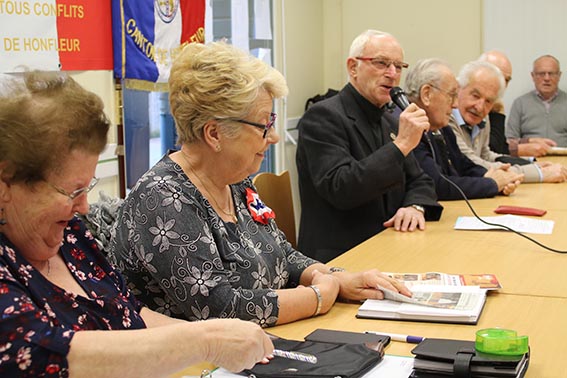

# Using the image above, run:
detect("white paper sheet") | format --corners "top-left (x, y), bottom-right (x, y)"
top-left (454, 214), bottom-right (554, 234)
top-left (182, 355), bottom-right (414, 378)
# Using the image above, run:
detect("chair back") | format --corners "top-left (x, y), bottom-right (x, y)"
top-left (252, 170), bottom-right (297, 249)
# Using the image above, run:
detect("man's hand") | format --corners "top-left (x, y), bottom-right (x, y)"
top-left (383, 206), bottom-right (425, 232)
top-left (484, 167), bottom-right (523, 195)
top-left (518, 138), bottom-right (557, 157)
top-left (529, 137), bottom-right (557, 147)
top-left (518, 142), bottom-right (551, 157)
top-left (393, 103), bottom-right (430, 156)
top-left (540, 163), bottom-right (567, 183)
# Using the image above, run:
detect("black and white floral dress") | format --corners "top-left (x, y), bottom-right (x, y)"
top-left (109, 153), bottom-right (317, 327)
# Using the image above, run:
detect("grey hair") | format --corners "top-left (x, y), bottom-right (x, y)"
top-left (533, 54), bottom-right (561, 71)
top-left (404, 58), bottom-right (451, 102)
top-left (457, 60), bottom-right (505, 99)
top-left (348, 29), bottom-right (392, 58)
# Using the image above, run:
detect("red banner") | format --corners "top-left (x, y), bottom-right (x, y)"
top-left (56, 0), bottom-right (113, 70)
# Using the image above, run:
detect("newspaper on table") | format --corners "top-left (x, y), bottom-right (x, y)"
top-left (359, 285), bottom-right (487, 324)
top-left (378, 284), bottom-right (484, 310)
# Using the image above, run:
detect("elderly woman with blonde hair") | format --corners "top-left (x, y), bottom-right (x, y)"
top-left (110, 42), bottom-right (410, 327)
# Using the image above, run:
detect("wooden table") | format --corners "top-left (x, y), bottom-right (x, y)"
top-left (267, 294), bottom-right (567, 378)
top-left (173, 156), bottom-right (567, 377)
top-left (334, 204), bottom-right (567, 298)
top-left (444, 155), bottom-right (567, 211)
top-left (174, 295), bottom-right (567, 377)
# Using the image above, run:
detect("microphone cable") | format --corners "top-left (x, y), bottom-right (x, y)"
top-left (426, 133), bottom-right (567, 254)
top-left (389, 86), bottom-right (565, 254)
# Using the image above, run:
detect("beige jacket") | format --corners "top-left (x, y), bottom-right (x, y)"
top-left (448, 115), bottom-right (541, 183)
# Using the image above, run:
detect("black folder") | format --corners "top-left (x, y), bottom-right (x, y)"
top-left (410, 338), bottom-right (529, 377)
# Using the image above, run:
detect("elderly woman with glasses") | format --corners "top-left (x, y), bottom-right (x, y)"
top-left (0, 71), bottom-right (277, 376)
top-left (109, 42), bottom-right (411, 327)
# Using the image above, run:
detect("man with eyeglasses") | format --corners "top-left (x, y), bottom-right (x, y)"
top-left (449, 60), bottom-right (567, 184)
top-left (407, 58), bottom-right (523, 199)
top-left (295, 29), bottom-right (443, 263)
top-left (507, 54), bottom-right (567, 147)
top-left (480, 51), bottom-right (557, 157)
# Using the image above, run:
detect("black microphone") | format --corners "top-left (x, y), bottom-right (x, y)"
top-left (389, 86), bottom-right (411, 111)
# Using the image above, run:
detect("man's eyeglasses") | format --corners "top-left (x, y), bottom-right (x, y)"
top-left (429, 84), bottom-right (458, 103)
top-left (48, 177), bottom-right (99, 200)
top-left (233, 112), bottom-right (277, 138)
top-left (533, 71), bottom-right (560, 78)
top-left (355, 57), bottom-right (409, 73)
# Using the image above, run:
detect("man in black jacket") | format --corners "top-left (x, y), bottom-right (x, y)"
top-left (405, 58), bottom-right (523, 200)
top-left (296, 30), bottom-right (443, 263)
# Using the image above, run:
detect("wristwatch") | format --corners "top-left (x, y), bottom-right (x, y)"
top-left (329, 267), bottom-right (346, 273)
top-left (411, 204), bottom-right (425, 214)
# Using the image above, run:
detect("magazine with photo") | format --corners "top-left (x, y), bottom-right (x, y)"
top-left (357, 285), bottom-right (487, 324)
top-left (384, 272), bottom-right (501, 290)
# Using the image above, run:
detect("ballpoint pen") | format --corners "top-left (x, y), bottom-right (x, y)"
top-left (364, 331), bottom-right (424, 344)
top-left (272, 349), bottom-right (318, 364)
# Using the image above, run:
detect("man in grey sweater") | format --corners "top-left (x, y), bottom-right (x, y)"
top-left (507, 55), bottom-right (567, 147)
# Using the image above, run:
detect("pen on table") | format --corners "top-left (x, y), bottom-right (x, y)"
top-left (364, 331), bottom-right (424, 344)
top-left (272, 349), bottom-right (318, 364)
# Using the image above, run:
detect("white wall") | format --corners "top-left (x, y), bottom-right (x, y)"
top-left (483, 0), bottom-right (567, 112)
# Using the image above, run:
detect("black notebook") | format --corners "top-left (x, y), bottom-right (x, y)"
top-left (411, 338), bottom-right (529, 377)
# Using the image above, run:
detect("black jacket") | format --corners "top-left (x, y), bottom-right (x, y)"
top-left (296, 84), bottom-right (442, 262)
top-left (414, 127), bottom-right (499, 200)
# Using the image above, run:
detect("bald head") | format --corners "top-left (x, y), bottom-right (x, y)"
top-left (479, 50), bottom-right (512, 87)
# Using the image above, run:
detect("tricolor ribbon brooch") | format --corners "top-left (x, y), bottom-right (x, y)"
top-left (246, 188), bottom-right (276, 225)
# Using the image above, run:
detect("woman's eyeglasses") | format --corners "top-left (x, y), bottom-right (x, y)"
top-left (234, 112), bottom-right (277, 138)
top-left (48, 177), bottom-right (99, 200)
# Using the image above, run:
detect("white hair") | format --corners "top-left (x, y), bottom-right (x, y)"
top-left (348, 29), bottom-right (392, 58)
top-left (457, 60), bottom-right (505, 99)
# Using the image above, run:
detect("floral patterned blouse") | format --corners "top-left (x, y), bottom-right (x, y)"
top-left (109, 153), bottom-right (318, 327)
top-left (0, 218), bottom-right (146, 377)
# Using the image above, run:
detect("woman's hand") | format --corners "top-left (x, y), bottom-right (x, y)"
top-left (332, 269), bottom-right (412, 301)
top-left (310, 269), bottom-right (340, 315)
top-left (199, 319), bottom-right (274, 371)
